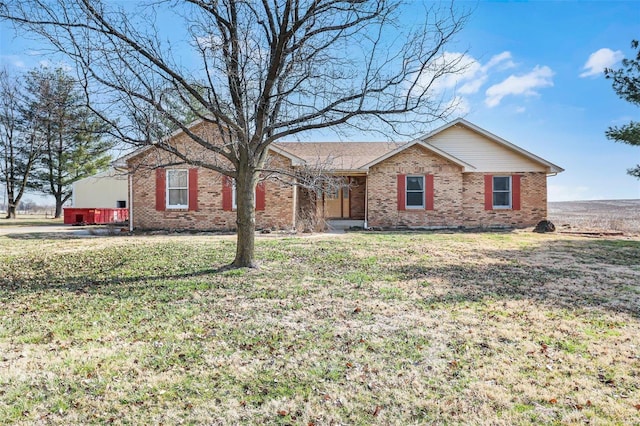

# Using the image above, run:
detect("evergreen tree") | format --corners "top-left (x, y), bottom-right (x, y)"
top-left (605, 40), bottom-right (640, 178)
top-left (25, 67), bottom-right (114, 217)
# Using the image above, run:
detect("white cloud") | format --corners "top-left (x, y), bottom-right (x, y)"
top-left (0, 55), bottom-right (26, 68)
top-left (515, 106), bottom-right (526, 114)
top-left (445, 96), bottom-right (470, 116)
top-left (418, 50), bottom-right (515, 95)
top-left (485, 65), bottom-right (554, 108)
top-left (484, 51), bottom-right (516, 71)
top-left (579, 48), bottom-right (624, 78)
top-left (458, 75), bottom-right (487, 95)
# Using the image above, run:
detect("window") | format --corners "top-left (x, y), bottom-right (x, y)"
top-left (116, 200), bottom-right (126, 208)
top-left (231, 179), bottom-right (258, 209)
top-left (232, 179), bottom-right (237, 209)
top-left (167, 169), bottom-right (188, 208)
top-left (406, 176), bottom-right (424, 208)
top-left (493, 176), bottom-right (511, 208)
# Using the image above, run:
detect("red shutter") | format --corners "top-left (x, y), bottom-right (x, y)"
top-left (255, 182), bottom-right (266, 211)
top-left (155, 168), bottom-right (166, 211)
top-left (425, 174), bottom-right (434, 211)
top-left (397, 174), bottom-right (406, 211)
top-left (222, 176), bottom-right (233, 211)
top-left (512, 174), bottom-right (521, 210)
top-left (188, 168), bottom-right (198, 211)
top-left (484, 175), bottom-right (493, 211)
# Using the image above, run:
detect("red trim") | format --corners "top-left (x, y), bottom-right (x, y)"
top-left (255, 182), bottom-right (266, 211)
top-left (512, 174), bottom-right (521, 210)
top-left (397, 174), bottom-right (406, 211)
top-left (222, 176), bottom-right (233, 211)
top-left (425, 174), bottom-right (434, 211)
top-left (188, 168), bottom-right (198, 211)
top-left (484, 175), bottom-right (493, 211)
top-left (155, 168), bottom-right (166, 211)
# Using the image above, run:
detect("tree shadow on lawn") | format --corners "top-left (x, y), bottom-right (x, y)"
top-left (1, 231), bottom-right (639, 318)
top-left (392, 237), bottom-right (640, 318)
top-left (0, 265), bottom-right (239, 303)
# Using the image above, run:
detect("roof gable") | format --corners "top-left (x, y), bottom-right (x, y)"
top-left (272, 141), bottom-right (403, 171)
top-left (420, 118), bottom-right (564, 174)
top-left (360, 140), bottom-right (475, 171)
top-left (114, 118), bottom-right (563, 175)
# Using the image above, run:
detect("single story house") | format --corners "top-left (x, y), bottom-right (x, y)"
top-left (116, 118), bottom-right (563, 231)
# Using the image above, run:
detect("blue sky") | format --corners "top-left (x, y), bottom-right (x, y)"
top-left (1, 1), bottom-right (639, 202)
top-left (439, 1), bottom-right (640, 201)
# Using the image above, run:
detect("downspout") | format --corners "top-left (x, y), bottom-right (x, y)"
top-left (364, 172), bottom-right (369, 229)
top-left (292, 178), bottom-right (298, 231)
top-left (128, 173), bottom-right (133, 232)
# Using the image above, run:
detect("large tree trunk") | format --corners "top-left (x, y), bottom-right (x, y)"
top-left (232, 169), bottom-right (257, 268)
top-left (54, 194), bottom-right (63, 218)
top-left (6, 203), bottom-right (16, 219)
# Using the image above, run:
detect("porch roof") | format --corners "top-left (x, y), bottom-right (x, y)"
top-left (273, 141), bottom-right (403, 171)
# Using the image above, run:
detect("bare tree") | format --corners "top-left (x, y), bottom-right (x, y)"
top-left (1, 0), bottom-right (468, 267)
top-left (0, 69), bottom-right (43, 219)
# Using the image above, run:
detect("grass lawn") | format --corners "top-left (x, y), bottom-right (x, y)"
top-left (0, 230), bottom-right (639, 425)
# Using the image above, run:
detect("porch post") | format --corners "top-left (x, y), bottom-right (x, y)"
top-left (292, 178), bottom-right (298, 230)
top-left (364, 173), bottom-right (368, 228)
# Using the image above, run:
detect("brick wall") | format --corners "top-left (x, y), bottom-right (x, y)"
top-left (366, 145), bottom-right (547, 229)
top-left (367, 145), bottom-right (465, 228)
top-left (128, 129), bottom-right (549, 231)
top-left (129, 141), bottom-right (296, 231)
top-left (461, 172), bottom-right (547, 228)
top-left (349, 176), bottom-right (366, 219)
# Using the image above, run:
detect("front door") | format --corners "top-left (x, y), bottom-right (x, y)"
top-left (325, 181), bottom-right (349, 218)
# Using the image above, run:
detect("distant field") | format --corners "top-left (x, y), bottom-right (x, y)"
top-left (548, 199), bottom-right (640, 234)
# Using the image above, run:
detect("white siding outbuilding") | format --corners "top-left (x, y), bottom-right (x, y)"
top-left (72, 168), bottom-right (128, 208)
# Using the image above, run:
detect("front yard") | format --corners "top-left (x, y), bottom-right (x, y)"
top-left (0, 230), bottom-right (639, 424)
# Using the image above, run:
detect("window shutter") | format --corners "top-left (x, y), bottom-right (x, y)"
top-left (512, 174), bottom-right (521, 210)
top-left (397, 174), bottom-right (406, 211)
top-left (155, 168), bottom-right (166, 211)
top-left (255, 182), bottom-right (266, 211)
top-left (188, 168), bottom-right (198, 211)
top-left (484, 175), bottom-right (493, 211)
top-left (425, 174), bottom-right (434, 211)
top-left (222, 176), bottom-right (233, 211)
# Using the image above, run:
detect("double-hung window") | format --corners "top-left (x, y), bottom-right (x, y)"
top-left (406, 175), bottom-right (425, 209)
top-left (492, 176), bottom-right (511, 209)
top-left (167, 169), bottom-right (188, 209)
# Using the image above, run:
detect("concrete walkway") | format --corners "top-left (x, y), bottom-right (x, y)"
top-left (0, 224), bottom-right (111, 237)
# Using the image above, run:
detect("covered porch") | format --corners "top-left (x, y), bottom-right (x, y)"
top-left (296, 174), bottom-right (367, 230)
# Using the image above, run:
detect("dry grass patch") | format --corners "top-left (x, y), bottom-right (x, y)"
top-left (549, 199), bottom-right (640, 234)
top-left (0, 230), bottom-right (639, 424)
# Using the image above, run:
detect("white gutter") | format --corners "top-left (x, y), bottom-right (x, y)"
top-left (364, 173), bottom-right (369, 229)
top-left (292, 179), bottom-right (298, 230)
top-left (128, 173), bottom-right (133, 232)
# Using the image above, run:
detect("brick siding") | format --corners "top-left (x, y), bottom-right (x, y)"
top-left (461, 172), bottom-right (547, 228)
top-left (365, 144), bottom-right (547, 229)
top-left (129, 141), bottom-right (296, 231)
top-left (128, 129), bottom-right (549, 231)
top-left (367, 145), bottom-right (466, 228)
